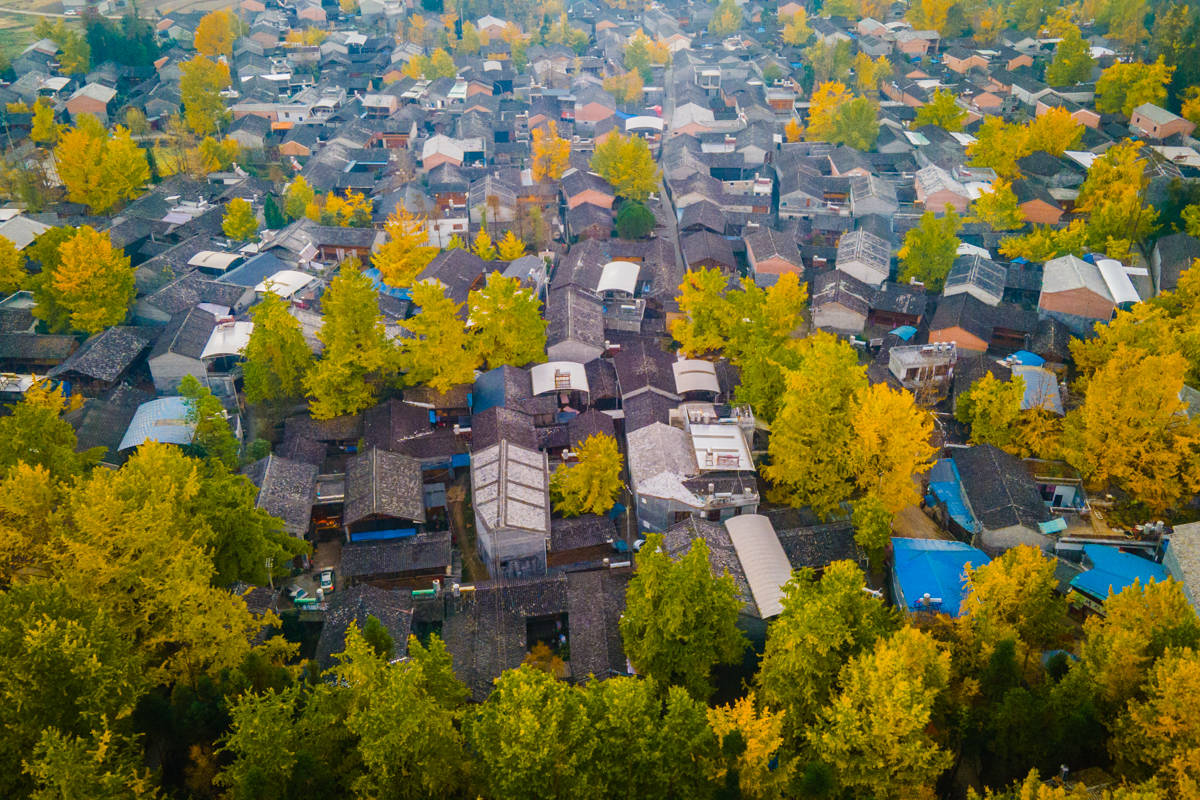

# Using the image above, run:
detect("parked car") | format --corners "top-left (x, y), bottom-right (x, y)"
top-left (319, 568), bottom-right (334, 593)
top-left (286, 585), bottom-right (317, 605)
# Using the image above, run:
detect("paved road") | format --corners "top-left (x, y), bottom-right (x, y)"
top-left (0, 4), bottom-right (151, 18)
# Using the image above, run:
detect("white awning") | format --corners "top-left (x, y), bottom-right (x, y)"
top-left (673, 359), bottom-right (720, 395)
top-left (530, 361), bottom-right (589, 396)
top-left (201, 321), bottom-right (254, 359)
top-left (1095, 258), bottom-right (1141, 305)
top-left (626, 115), bottom-right (665, 132)
top-left (597, 261), bottom-right (639, 295)
top-left (256, 269), bottom-right (316, 298)
top-left (188, 250), bottom-right (243, 271)
top-left (725, 514), bottom-right (792, 619)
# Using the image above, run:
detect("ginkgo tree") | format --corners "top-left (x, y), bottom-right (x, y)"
top-left (304, 258), bottom-right (397, 418)
top-left (397, 280), bottom-right (479, 393)
top-left (550, 433), bottom-right (623, 517)
top-left (241, 290), bottom-right (313, 405)
top-left (32, 225), bottom-right (135, 334)
top-left (590, 133), bottom-right (659, 202)
top-left (372, 206), bottom-right (437, 288)
top-left (467, 271), bottom-right (546, 369)
top-left (55, 117), bottom-right (149, 214)
top-left (898, 208), bottom-right (961, 291)
top-left (531, 121), bottom-right (571, 182)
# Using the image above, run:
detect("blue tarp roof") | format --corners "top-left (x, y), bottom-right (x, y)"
top-left (892, 538), bottom-right (990, 616)
top-left (890, 325), bottom-right (918, 341)
top-left (926, 458), bottom-right (977, 533)
top-left (1070, 544), bottom-right (1167, 601)
top-left (349, 527), bottom-right (418, 542)
top-left (1010, 350), bottom-right (1044, 366)
top-left (363, 267), bottom-right (410, 299)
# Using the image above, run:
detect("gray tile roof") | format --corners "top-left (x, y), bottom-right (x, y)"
top-left (241, 454), bottom-right (318, 537)
top-left (344, 447), bottom-right (426, 526)
top-left (471, 439), bottom-right (549, 535)
top-left (49, 326), bottom-right (157, 383)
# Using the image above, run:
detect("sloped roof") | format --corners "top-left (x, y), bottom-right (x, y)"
top-left (343, 447), bottom-right (426, 526)
top-left (471, 440), bottom-right (549, 534)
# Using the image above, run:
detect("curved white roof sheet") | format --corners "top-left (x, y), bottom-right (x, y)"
top-left (597, 261), bottom-right (639, 295)
top-left (626, 115), bottom-right (665, 132)
top-left (530, 361), bottom-right (589, 396)
top-left (202, 321), bottom-right (254, 359)
top-left (256, 269), bottom-right (316, 298)
top-left (725, 514), bottom-right (792, 619)
top-left (118, 397), bottom-right (194, 452)
top-left (1094, 258), bottom-right (1141, 305)
top-left (188, 250), bottom-right (243, 271)
top-left (673, 359), bottom-right (720, 395)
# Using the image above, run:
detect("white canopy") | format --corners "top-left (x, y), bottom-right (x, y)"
top-left (188, 250), bottom-right (243, 272)
top-left (530, 361), bottom-right (589, 396)
top-left (201, 321), bottom-right (254, 359)
top-left (725, 514), bottom-right (792, 619)
top-left (597, 261), bottom-right (639, 296)
top-left (256, 269), bottom-right (316, 298)
top-left (673, 359), bottom-right (720, 395)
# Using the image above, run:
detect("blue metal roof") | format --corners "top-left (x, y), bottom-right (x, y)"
top-left (890, 325), bottom-right (918, 341)
top-left (892, 537), bottom-right (990, 616)
top-left (1070, 544), bottom-right (1167, 602)
top-left (926, 458), bottom-right (977, 533)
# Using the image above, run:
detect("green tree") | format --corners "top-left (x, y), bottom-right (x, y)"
top-left (616, 200), bottom-right (655, 239)
top-left (590, 133), bottom-right (660, 202)
top-left (218, 683), bottom-right (358, 799)
top-left (1110, 648), bottom-right (1200, 794)
top-left (26, 727), bottom-right (158, 800)
top-left (624, 30), bottom-right (652, 79)
top-left (181, 55), bottom-right (232, 135)
top-left (468, 271), bottom-right (546, 370)
top-left (398, 280), bottom-right (478, 393)
top-left (361, 615), bottom-right (394, 658)
top-left (756, 561), bottom-right (897, 746)
top-left (808, 627), bottom-right (953, 799)
top-left (550, 433), bottom-right (623, 516)
top-left (242, 291), bottom-right (313, 405)
top-left (332, 627), bottom-right (469, 799)
top-left (222, 197), bottom-right (259, 241)
top-left (762, 333), bottom-right (865, 517)
top-left (0, 582), bottom-right (147, 797)
top-left (620, 533), bottom-right (747, 699)
top-left (263, 194), bottom-right (285, 229)
top-left (971, 178), bottom-right (1023, 231)
top-left (0, 235), bottom-right (26, 294)
top-left (180, 374), bottom-right (241, 470)
top-left (1095, 58), bottom-right (1174, 116)
top-left (32, 225), bottom-right (134, 334)
top-left (828, 95), bottom-right (880, 150)
top-left (304, 259), bottom-right (396, 419)
top-left (851, 494), bottom-right (893, 570)
top-left (898, 208), bottom-right (962, 291)
top-left (1046, 23), bottom-right (1095, 85)
top-left (914, 88), bottom-right (966, 131)
top-left (0, 382), bottom-right (101, 482)
top-left (669, 269), bottom-right (807, 423)
top-left (426, 48), bottom-right (456, 78)
top-left (284, 176), bottom-right (315, 221)
top-left (467, 665), bottom-right (596, 800)
top-left (585, 677), bottom-right (719, 799)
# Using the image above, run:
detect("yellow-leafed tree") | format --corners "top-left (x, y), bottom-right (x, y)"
top-left (194, 9), bottom-right (240, 58)
top-left (806, 81), bottom-right (851, 141)
top-left (705, 694), bottom-right (794, 800)
top-left (550, 433), bottom-right (624, 517)
top-left (496, 230), bottom-right (526, 260)
top-left (373, 206), bottom-right (437, 288)
top-left (222, 197), bottom-right (258, 241)
top-left (851, 382), bottom-right (936, 514)
top-left (397, 280), bottom-right (479, 393)
top-left (808, 627), bottom-right (952, 799)
top-left (1062, 345), bottom-right (1200, 513)
top-left (531, 120), bottom-right (570, 182)
top-left (181, 56), bottom-right (232, 135)
top-left (32, 225), bottom-right (134, 334)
